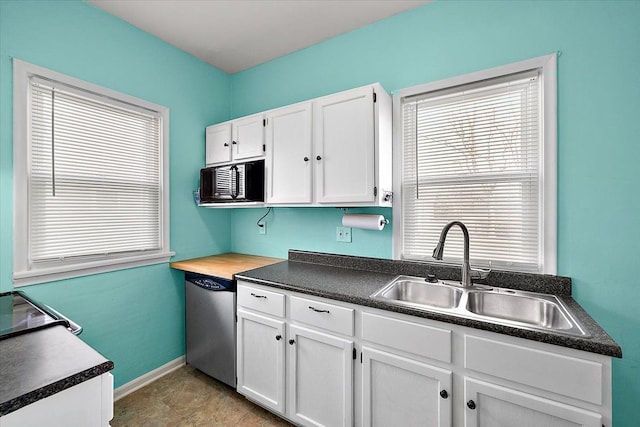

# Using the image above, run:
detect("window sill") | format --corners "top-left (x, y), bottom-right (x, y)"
top-left (13, 251), bottom-right (176, 287)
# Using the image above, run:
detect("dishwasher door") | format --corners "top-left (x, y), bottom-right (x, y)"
top-left (185, 273), bottom-right (236, 388)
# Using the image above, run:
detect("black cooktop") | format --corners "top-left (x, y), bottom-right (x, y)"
top-left (0, 291), bottom-right (70, 340)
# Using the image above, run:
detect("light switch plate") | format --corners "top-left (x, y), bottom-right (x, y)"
top-left (336, 226), bottom-right (352, 242)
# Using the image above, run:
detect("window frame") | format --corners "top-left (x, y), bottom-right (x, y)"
top-left (13, 59), bottom-right (174, 286)
top-left (392, 54), bottom-right (557, 274)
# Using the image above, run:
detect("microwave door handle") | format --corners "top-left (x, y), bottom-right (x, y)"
top-left (230, 165), bottom-right (239, 199)
top-left (235, 166), bottom-right (241, 199)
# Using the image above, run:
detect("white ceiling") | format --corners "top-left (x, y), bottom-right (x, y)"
top-left (88, 0), bottom-right (428, 74)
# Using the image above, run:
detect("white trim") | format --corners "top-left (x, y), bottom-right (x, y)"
top-left (114, 356), bottom-right (185, 401)
top-left (541, 54), bottom-right (558, 275)
top-left (13, 251), bottom-right (175, 287)
top-left (392, 93), bottom-right (404, 260)
top-left (392, 54), bottom-right (557, 274)
top-left (12, 58), bottom-right (173, 285)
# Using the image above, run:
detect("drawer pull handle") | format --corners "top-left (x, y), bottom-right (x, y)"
top-left (467, 400), bottom-right (476, 410)
top-left (308, 306), bottom-right (330, 314)
top-left (275, 335), bottom-right (282, 341)
top-left (250, 293), bottom-right (267, 299)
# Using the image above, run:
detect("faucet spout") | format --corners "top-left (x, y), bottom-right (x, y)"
top-left (432, 221), bottom-right (473, 287)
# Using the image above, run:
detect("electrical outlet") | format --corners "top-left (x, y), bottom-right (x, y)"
top-left (336, 226), bottom-right (352, 243)
top-left (259, 223), bottom-right (267, 235)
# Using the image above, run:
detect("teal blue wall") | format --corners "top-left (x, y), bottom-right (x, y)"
top-left (230, 1), bottom-right (640, 423)
top-left (230, 207), bottom-right (392, 259)
top-left (0, 1), bottom-right (232, 387)
top-left (2, 0), bottom-right (639, 423)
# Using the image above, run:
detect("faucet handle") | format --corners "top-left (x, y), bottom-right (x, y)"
top-left (469, 267), bottom-right (491, 281)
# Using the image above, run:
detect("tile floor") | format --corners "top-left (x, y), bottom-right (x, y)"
top-left (112, 365), bottom-right (293, 427)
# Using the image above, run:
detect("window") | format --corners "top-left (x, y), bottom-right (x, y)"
top-left (13, 60), bottom-right (173, 286)
top-left (393, 55), bottom-right (556, 274)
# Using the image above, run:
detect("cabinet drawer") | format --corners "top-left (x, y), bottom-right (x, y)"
top-left (465, 335), bottom-right (603, 405)
top-left (362, 312), bottom-right (451, 363)
top-left (290, 296), bottom-right (354, 336)
top-left (237, 284), bottom-right (285, 317)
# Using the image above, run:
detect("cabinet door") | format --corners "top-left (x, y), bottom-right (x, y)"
top-left (236, 309), bottom-right (286, 415)
top-left (232, 114), bottom-right (265, 160)
top-left (1, 374), bottom-right (112, 427)
top-left (205, 122), bottom-right (232, 165)
top-left (464, 378), bottom-right (602, 427)
top-left (313, 86), bottom-right (375, 204)
top-left (288, 324), bottom-right (353, 427)
top-left (265, 103), bottom-right (313, 204)
top-left (362, 346), bottom-right (452, 427)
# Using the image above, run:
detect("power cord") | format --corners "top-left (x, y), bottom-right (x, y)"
top-left (257, 207), bottom-right (272, 228)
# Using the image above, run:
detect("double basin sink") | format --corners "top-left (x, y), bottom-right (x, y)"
top-left (371, 276), bottom-right (587, 337)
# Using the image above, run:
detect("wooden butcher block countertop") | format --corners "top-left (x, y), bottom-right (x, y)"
top-left (170, 253), bottom-right (284, 280)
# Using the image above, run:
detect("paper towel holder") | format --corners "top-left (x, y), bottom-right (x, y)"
top-left (341, 213), bottom-right (390, 231)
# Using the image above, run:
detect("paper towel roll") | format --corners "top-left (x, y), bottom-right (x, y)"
top-left (342, 214), bottom-right (387, 231)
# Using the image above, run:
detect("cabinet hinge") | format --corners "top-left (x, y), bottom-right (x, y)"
top-left (360, 352), bottom-right (363, 364)
top-left (373, 92), bottom-right (377, 103)
top-left (263, 144), bottom-right (266, 152)
top-left (352, 348), bottom-right (357, 360)
top-left (263, 119), bottom-right (267, 126)
top-left (374, 186), bottom-right (378, 197)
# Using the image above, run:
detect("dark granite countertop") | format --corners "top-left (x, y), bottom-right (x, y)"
top-left (0, 325), bottom-right (114, 416)
top-left (236, 250), bottom-right (622, 358)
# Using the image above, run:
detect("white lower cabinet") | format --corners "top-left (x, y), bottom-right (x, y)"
top-left (236, 281), bottom-right (612, 427)
top-left (1, 373), bottom-right (113, 427)
top-left (288, 325), bottom-right (353, 427)
top-left (362, 346), bottom-right (452, 427)
top-left (463, 378), bottom-right (602, 427)
top-left (236, 308), bottom-right (286, 414)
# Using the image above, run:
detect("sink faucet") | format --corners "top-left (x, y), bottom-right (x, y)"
top-left (432, 221), bottom-right (490, 287)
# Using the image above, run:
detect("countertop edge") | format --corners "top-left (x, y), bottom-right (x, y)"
top-left (0, 360), bottom-right (114, 416)
top-left (236, 260), bottom-right (622, 359)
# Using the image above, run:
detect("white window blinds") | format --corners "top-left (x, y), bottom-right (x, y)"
top-left (401, 69), bottom-right (543, 272)
top-left (29, 77), bottom-right (163, 262)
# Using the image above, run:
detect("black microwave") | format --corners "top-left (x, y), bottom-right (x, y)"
top-left (200, 159), bottom-right (265, 203)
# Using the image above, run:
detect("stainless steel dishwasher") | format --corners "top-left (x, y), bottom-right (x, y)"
top-left (185, 272), bottom-right (236, 387)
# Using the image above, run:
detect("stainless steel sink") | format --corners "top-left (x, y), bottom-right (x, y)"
top-left (466, 291), bottom-right (574, 330)
top-left (372, 278), bottom-right (463, 309)
top-left (371, 276), bottom-right (588, 337)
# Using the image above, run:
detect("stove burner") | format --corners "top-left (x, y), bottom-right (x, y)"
top-left (0, 292), bottom-right (71, 340)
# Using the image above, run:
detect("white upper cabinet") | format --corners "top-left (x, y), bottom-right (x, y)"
top-left (265, 102), bottom-right (313, 204)
top-left (204, 83), bottom-right (392, 206)
top-left (205, 122), bottom-right (232, 165)
top-left (233, 114), bottom-right (266, 161)
top-left (313, 86), bottom-right (376, 204)
top-left (205, 113), bottom-right (265, 166)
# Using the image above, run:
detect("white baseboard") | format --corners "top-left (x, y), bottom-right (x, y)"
top-left (114, 356), bottom-right (185, 401)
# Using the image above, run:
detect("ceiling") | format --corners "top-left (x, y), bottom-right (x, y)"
top-left (88, 0), bottom-right (428, 74)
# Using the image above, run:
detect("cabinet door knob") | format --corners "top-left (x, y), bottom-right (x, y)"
top-left (316, 155), bottom-right (322, 161)
top-left (303, 157), bottom-right (309, 162)
top-left (224, 143), bottom-right (229, 147)
top-left (232, 140), bottom-right (237, 145)
top-left (275, 335), bottom-right (282, 341)
top-left (467, 400), bottom-right (476, 410)
top-left (289, 339), bottom-right (295, 345)
top-left (439, 390), bottom-right (448, 399)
